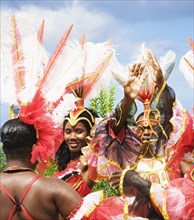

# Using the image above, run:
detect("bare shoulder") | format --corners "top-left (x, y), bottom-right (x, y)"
top-left (38, 176), bottom-right (79, 196)
top-left (38, 176), bottom-right (82, 215)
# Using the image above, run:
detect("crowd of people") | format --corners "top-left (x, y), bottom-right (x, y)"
top-left (0, 14), bottom-right (193, 220)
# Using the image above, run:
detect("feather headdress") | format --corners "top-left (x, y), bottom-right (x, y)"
top-left (112, 43), bottom-right (176, 128)
top-left (179, 37), bottom-right (194, 88)
top-left (112, 43), bottom-right (175, 103)
top-left (52, 37), bottom-right (118, 127)
top-left (1, 14), bottom-right (83, 169)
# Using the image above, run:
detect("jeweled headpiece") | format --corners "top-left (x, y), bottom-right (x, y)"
top-left (129, 44), bottom-right (174, 126)
top-left (111, 43), bottom-right (176, 140)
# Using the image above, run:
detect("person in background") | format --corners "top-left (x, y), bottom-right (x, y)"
top-left (109, 49), bottom-right (194, 219)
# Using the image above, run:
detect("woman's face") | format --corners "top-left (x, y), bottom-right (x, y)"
top-left (64, 121), bottom-right (89, 154)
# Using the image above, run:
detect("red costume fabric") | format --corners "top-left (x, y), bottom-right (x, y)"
top-left (67, 191), bottom-right (146, 220)
top-left (150, 172), bottom-right (194, 220)
top-left (54, 159), bottom-right (92, 197)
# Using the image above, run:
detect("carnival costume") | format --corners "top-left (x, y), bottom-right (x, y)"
top-left (148, 37), bottom-right (194, 220)
top-left (81, 44), bottom-right (194, 218)
top-left (54, 158), bottom-right (92, 197)
top-left (2, 14), bottom-right (142, 219)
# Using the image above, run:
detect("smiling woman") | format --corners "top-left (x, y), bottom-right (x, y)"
top-left (54, 107), bottom-right (99, 197)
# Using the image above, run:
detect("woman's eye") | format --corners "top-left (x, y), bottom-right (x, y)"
top-left (65, 129), bottom-right (71, 134)
top-left (76, 129), bottom-right (83, 134)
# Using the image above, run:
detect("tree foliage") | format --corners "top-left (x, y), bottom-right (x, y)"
top-left (0, 144), bottom-right (6, 171)
top-left (88, 85), bottom-right (121, 196)
top-left (89, 85), bottom-right (115, 117)
top-left (93, 178), bottom-right (120, 197)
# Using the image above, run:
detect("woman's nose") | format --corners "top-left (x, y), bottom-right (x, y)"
top-left (69, 132), bottom-right (77, 139)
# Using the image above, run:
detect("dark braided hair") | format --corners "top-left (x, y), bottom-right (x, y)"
top-left (0, 118), bottom-right (37, 156)
top-left (55, 108), bottom-right (98, 171)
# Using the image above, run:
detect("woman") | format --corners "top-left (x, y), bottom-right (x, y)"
top-left (54, 107), bottom-right (99, 197)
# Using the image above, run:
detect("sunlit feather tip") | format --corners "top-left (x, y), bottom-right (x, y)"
top-left (38, 19), bottom-right (45, 44)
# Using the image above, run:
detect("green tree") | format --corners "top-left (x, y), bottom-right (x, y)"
top-left (89, 85), bottom-right (121, 197)
top-left (92, 179), bottom-right (120, 197)
top-left (89, 85), bottom-right (115, 117)
top-left (0, 144), bottom-right (6, 171)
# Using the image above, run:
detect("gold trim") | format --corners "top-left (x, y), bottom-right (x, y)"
top-left (184, 57), bottom-right (194, 71)
top-left (72, 179), bottom-right (84, 190)
top-left (9, 105), bottom-right (14, 119)
top-left (190, 167), bottom-right (194, 181)
top-left (119, 167), bottom-right (130, 196)
top-left (150, 184), bottom-right (170, 220)
top-left (64, 108), bottom-right (95, 129)
top-left (123, 197), bottom-right (128, 220)
top-left (167, 108), bottom-right (187, 162)
top-left (84, 190), bottom-right (104, 217)
top-left (12, 15), bottom-right (23, 89)
top-left (154, 81), bottom-right (166, 107)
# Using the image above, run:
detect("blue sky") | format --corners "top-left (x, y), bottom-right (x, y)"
top-left (1, 0), bottom-right (193, 126)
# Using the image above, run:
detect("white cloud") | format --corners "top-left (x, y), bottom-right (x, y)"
top-left (1, 2), bottom-right (193, 117)
top-left (1, 4), bottom-right (119, 54)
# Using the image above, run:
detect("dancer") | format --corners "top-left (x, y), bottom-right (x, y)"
top-left (0, 14), bottom-right (82, 219)
top-left (109, 48), bottom-right (194, 219)
top-left (53, 34), bottom-right (147, 197)
top-left (54, 108), bottom-right (99, 197)
top-left (0, 118), bottom-right (82, 220)
top-left (83, 47), bottom-right (193, 218)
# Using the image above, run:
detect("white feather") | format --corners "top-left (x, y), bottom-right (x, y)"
top-left (82, 41), bottom-right (117, 100)
top-left (14, 15), bottom-right (49, 102)
top-left (131, 42), bottom-right (149, 64)
top-left (179, 50), bottom-right (194, 88)
top-left (52, 93), bottom-right (77, 125)
top-left (159, 50), bottom-right (176, 75)
top-left (1, 14), bottom-right (18, 104)
top-left (45, 39), bottom-right (118, 102)
top-left (42, 40), bottom-right (84, 102)
top-left (1, 14), bottom-right (49, 104)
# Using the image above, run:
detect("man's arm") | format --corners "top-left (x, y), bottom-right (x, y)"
top-left (52, 178), bottom-right (82, 218)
